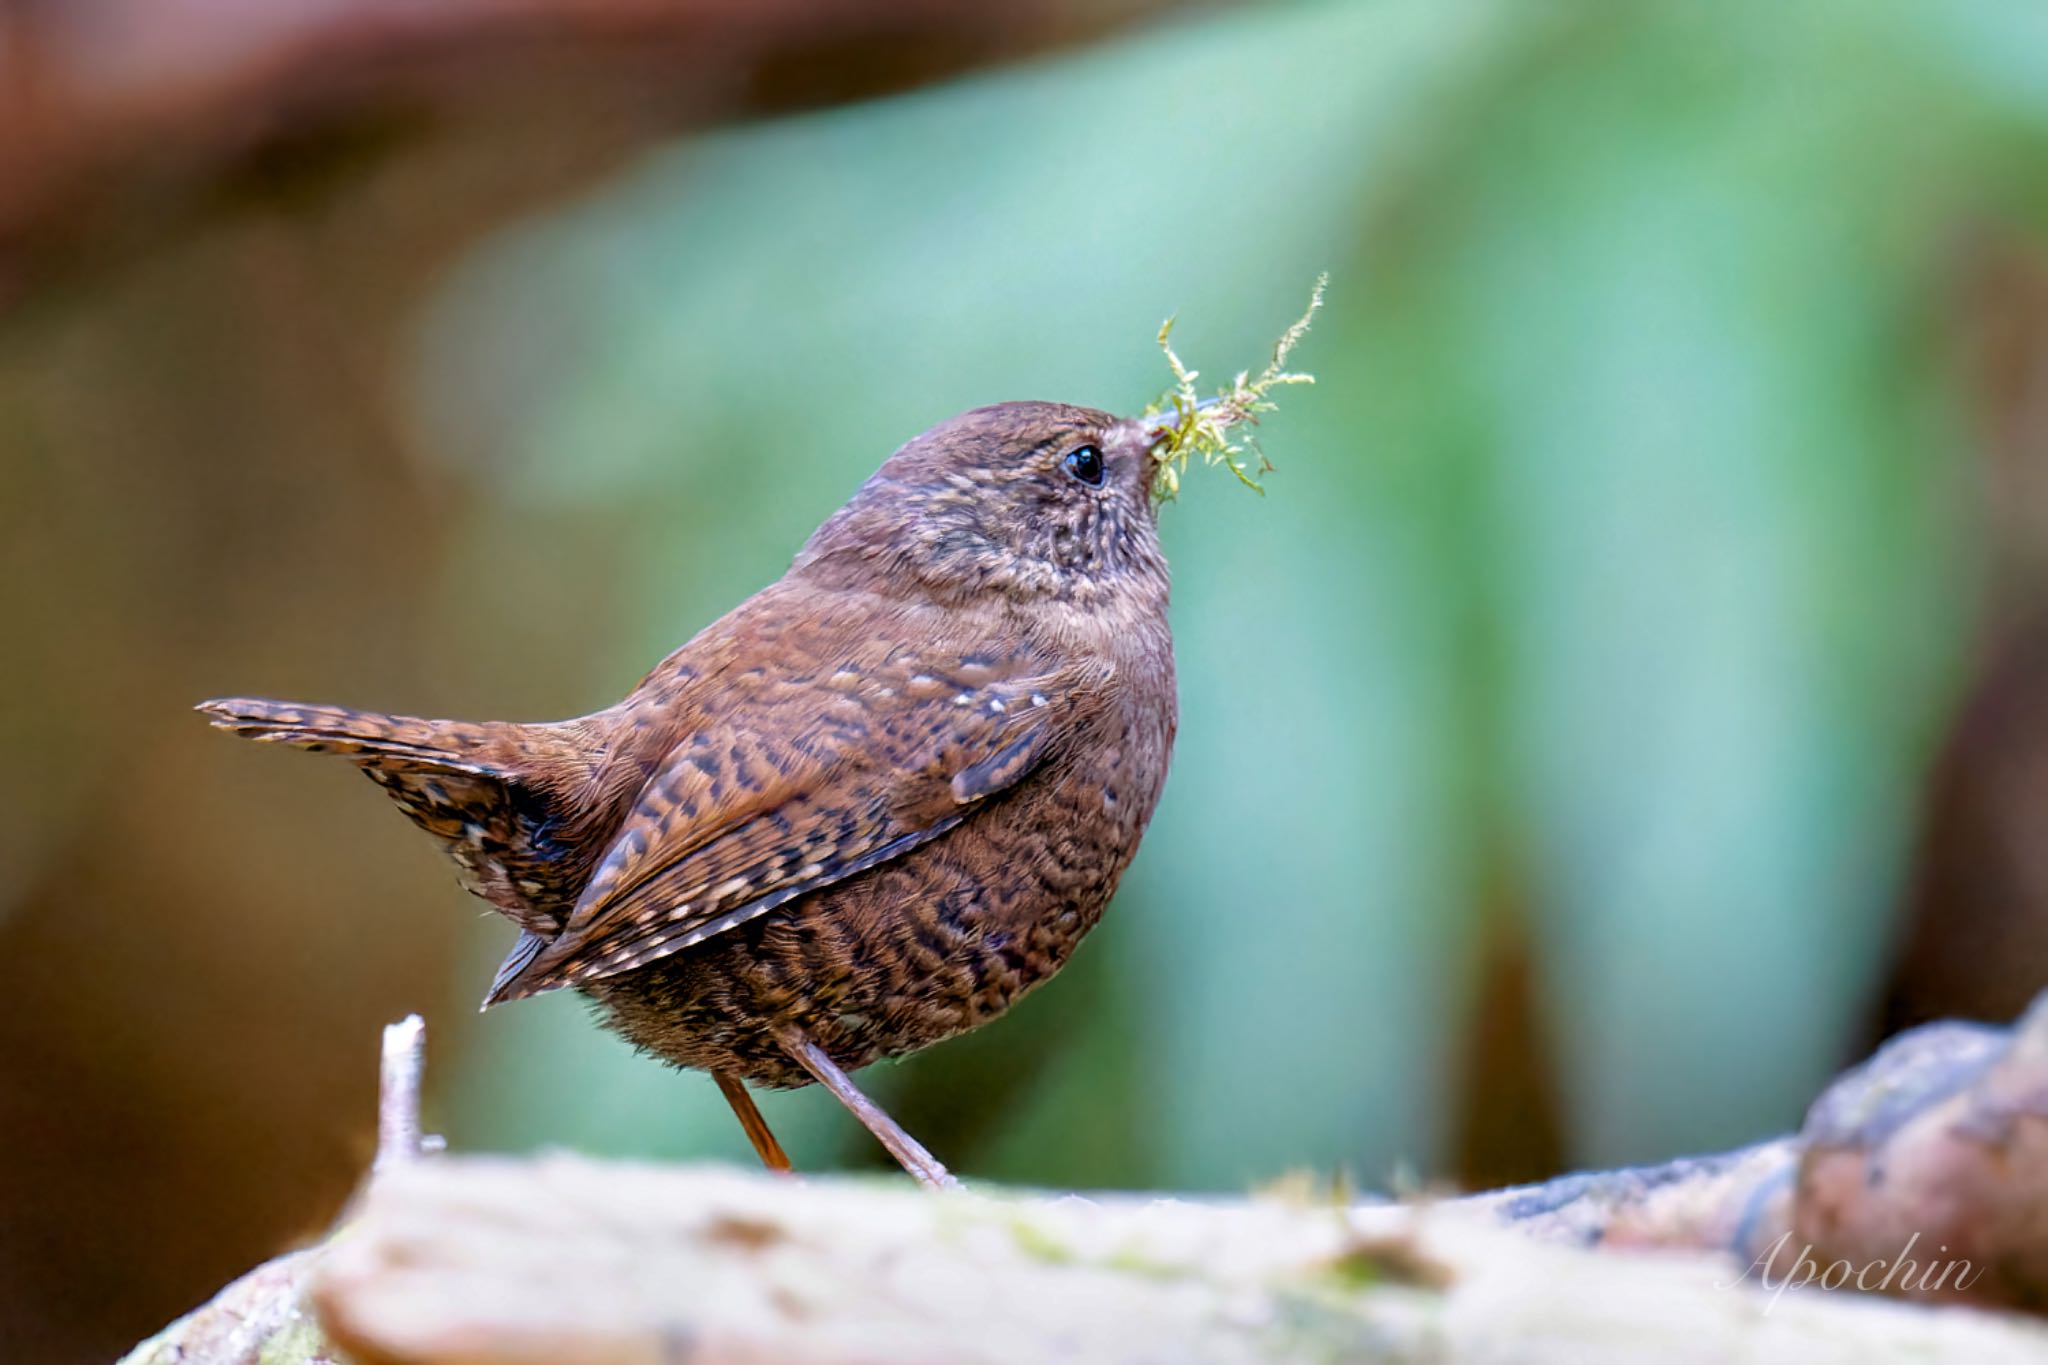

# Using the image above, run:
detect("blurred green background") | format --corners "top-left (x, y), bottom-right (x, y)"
top-left (11, 0), bottom-right (2048, 1357)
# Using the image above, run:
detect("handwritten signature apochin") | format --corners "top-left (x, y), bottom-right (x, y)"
top-left (1722, 1231), bottom-right (1986, 1311)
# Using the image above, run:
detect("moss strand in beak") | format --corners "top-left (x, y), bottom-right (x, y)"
top-left (1143, 272), bottom-right (1327, 504)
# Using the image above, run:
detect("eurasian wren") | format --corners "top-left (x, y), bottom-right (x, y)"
top-left (201, 402), bottom-right (1177, 1186)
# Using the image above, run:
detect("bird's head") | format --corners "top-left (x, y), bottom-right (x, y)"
top-left (793, 401), bottom-right (1172, 610)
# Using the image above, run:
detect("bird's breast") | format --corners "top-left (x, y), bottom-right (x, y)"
top-left (582, 646), bottom-right (1176, 1086)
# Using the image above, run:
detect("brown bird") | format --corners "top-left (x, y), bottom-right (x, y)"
top-left (200, 401), bottom-right (1178, 1187)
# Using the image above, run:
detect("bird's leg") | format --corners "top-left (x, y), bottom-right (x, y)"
top-left (713, 1070), bottom-right (794, 1175)
top-left (776, 1028), bottom-right (961, 1190)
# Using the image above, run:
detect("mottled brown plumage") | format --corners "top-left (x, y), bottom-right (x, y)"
top-left (200, 401), bottom-right (1177, 1185)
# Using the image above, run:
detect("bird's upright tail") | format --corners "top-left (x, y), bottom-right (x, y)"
top-left (196, 697), bottom-right (518, 773)
top-left (197, 695), bottom-right (593, 933)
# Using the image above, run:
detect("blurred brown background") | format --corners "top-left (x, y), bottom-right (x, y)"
top-left (8, 1), bottom-right (2048, 1359)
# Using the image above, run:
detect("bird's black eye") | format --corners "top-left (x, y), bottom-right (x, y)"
top-left (1062, 444), bottom-right (1105, 487)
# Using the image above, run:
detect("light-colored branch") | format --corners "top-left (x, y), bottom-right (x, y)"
top-left (122, 995), bottom-right (2048, 1364)
top-left (310, 1157), bottom-right (2047, 1364)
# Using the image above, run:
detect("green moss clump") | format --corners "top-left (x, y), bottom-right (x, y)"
top-left (1145, 273), bottom-right (1327, 503)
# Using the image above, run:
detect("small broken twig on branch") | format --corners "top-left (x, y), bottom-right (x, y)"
top-left (374, 1014), bottom-right (427, 1173)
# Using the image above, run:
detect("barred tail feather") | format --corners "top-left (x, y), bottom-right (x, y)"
top-left (195, 697), bottom-right (511, 775)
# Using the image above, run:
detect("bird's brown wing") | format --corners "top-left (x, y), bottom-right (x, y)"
top-left (486, 648), bottom-right (1108, 1003)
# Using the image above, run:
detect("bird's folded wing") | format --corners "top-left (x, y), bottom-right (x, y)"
top-left (487, 654), bottom-right (1106, 1002)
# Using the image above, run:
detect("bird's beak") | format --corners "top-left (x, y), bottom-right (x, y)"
top-left (1108, 413), bottom-right (1172, 473)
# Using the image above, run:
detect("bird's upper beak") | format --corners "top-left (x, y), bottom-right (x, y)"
top-left (1106, 413), bottom-right (1173, 500)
